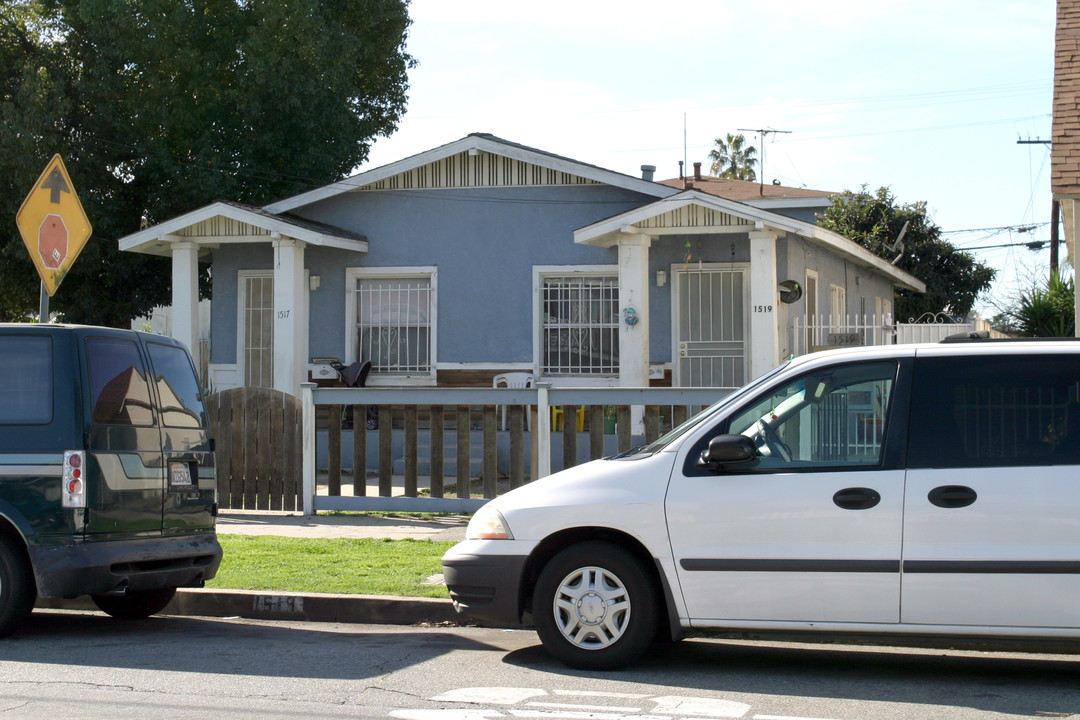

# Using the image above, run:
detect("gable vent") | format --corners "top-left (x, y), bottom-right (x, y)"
top-left (359, 151), bottom-right (603, 191)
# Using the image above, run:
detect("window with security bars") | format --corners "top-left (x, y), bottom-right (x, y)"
top-left (355, 276), bottom-right (432, 375)
top-left (542, 275), bottom-right (619, 375)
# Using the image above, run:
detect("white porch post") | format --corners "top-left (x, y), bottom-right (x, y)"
top-left (749, 229), bottom-right (780, 380)
top-left (273, 235), bottom-right (306, 396)
top-left (1068, 199), bottom-right (1080, 338)
top-left (169, 238), bottom-right (199, 355)
top-left (617, 233), bottom-right (651, 388)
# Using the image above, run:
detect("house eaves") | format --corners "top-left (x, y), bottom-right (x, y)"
top-left (575, 190), bottom-right (925, 293)
top-left (263, 133), bottom-right (678, 214)
top-left (117, 201), bottom-right (368, 257)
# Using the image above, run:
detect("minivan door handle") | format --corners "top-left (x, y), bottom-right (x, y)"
top-left (833, 487), bottom-right (881, 510)
top-left (928, 485), bottom-right (977, 508)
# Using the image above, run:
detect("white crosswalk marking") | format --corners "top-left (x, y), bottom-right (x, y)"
top-left (398, 687), bottom-right (769, 720)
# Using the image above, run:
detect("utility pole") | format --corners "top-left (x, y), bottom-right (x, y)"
top-left (739, 127), bottom-right (791, 195)
top-left (1017, 137), bottom-right (1058, 277)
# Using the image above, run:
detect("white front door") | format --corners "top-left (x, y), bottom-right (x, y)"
top-left (673, 266), bottom-right (748, 387)
top-left (666, 359), bottom-right (904, 623)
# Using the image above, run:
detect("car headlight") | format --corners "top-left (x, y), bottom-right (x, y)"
top-left (466, 506), bottom-right (514, 540)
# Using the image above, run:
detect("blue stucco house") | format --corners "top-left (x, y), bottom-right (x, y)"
top-left (118, 133), bottom-right (924, 397)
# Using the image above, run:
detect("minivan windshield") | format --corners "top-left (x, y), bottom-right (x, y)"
top-left (633, 361), bottom-right (791, 455)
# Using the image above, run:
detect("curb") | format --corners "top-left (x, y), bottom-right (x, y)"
top-left (37, 588), bottom-right (465, 626)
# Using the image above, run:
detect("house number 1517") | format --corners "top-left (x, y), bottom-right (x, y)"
top-left (753, 305), bottom-right (773, 313)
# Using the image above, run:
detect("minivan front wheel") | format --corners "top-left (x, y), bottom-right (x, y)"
top-left (91, 587), bottom-right (177, 620)
top-left (533, 542), bottom-right (658, 670)
top-left (0, 538), bottom-right (35, 637)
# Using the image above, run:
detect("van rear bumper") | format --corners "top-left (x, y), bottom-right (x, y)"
top-left (29, 533), bottom-right (223, 598)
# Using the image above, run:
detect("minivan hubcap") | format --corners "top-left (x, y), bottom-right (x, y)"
top-left (553, 566), bottom-right (630, 649)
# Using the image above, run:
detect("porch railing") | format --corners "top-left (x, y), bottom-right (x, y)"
top-left (300, 384), bottom-right (730, 515)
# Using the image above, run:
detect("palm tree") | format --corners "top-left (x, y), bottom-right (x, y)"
top-left (707, 133), bottom-right (758, 181)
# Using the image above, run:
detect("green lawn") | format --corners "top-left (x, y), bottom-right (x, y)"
top-left (207, 535), bottom-right (457, 598)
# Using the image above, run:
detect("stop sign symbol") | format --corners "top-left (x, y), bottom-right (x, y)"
top-left (38, 213), bottom-right (68, 270)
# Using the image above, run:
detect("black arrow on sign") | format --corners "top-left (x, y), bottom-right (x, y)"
top-left (40, 167), bottom-right (71, 204)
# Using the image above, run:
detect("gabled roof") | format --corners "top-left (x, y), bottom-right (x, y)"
top-left (574, 189), bottom-right (925, 292)
top-left (263, 133), bottom-right (678, 214)
top-left (659, 175), bottom-right (834, 209)
top-left (118, 201), bottom-right (368, 257)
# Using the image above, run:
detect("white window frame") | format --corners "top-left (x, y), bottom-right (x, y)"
top-left (345, 266), bottom-right (437, 386)
top-left (533, 265), bottom-right (620, 385)
top-left (830, 283), bottom-right (847, 332)
top-left (236, 270), bottom-right (274, 388)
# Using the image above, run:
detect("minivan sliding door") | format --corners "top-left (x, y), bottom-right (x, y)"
top-left (902, 352), bottom-right (1080, 628)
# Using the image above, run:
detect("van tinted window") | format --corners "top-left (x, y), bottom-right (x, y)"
top-left (908, 354), bottom-right (1080, 468)
top-left (147, 342), bottom-right (205, 428)
top-left (0, 336), bottom-right (52, 424)
top-left (87, 338), bottom-right (154, 426)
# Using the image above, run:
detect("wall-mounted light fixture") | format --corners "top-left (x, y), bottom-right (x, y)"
top-left (656, 270), bottom-right (667, 287)
top-left (309, 275), bottom-right (321, 291)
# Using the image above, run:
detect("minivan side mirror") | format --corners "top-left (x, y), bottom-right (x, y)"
top-left (699, 434), bottom-right (758, 469)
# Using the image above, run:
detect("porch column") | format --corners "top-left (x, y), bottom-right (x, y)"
top-left (273, 235), bottom-right (306, 396)
top-left (1068, 199), bottom-right (1080, 338)
top-left (617, 233), bottom-right (651, 387)
top-left (749, 229), bottom-right (779, 380)
top-left (169, 238), bottom-right (199, 355)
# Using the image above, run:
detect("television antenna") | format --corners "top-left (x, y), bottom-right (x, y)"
top-left (738, 127), bottom-right (791, 194)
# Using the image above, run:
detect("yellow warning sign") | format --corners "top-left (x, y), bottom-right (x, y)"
top-left (16, 154), bottom-right (93, 297)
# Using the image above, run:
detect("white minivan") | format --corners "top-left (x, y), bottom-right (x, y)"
top-left (442, 338), bottom-right (1080, 669)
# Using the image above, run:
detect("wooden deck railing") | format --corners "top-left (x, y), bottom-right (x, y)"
top-left (301, 385), bottom-right (731, 514)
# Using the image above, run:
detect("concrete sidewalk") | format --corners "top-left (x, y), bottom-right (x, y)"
top-left (38, 510), bottom-right (479, 628)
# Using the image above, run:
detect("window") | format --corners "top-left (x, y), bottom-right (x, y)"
top-left (87, 338), bottom-right (154, 426)
top-left (722, 361), bottom-right (898, 470)
top-left (0, 336), bottom-right (52, 425)
top-left (354, 273), bottom-right (433, 376)
top-left (542, 274), bottom-right (619, 375)
top-left (908, 354), bottom-right (1080, 468)
top-left (829, 284), bottom-right (846, 331)
top-left (240, 273), bottom-right (274, 388)
top-left (147, 342), bottom-right (206, 429)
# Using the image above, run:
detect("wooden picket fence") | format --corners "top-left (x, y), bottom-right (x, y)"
top-left (206, 387), bottom-right (302, 511)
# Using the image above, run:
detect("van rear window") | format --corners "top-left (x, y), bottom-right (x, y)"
top-left (0, 336), bottom-right (52, 424)
top-left (147, 342), bottom-right (206, 428)
top-left (87, 338), bottom-right (154, 426)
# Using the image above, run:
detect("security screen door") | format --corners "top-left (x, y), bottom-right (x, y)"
top-left (675, 267), bottom-right (747, 387)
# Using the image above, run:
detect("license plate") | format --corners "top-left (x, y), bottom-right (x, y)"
top-left (169, 461), bottom-right (195, 490)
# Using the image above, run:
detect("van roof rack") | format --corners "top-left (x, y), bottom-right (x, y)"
top-left (940, 331), bottom-right (1080, 343)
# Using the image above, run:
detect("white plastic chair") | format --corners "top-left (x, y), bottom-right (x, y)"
top-left (493, 372), bottom-right (535, 430)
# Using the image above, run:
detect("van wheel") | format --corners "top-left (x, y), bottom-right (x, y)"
top-left (91, 587), bottom-right (176, 620)
top-left (0, 538), bottom-right (35, 638)
top-left (533, 542), bottom-right (658, 670)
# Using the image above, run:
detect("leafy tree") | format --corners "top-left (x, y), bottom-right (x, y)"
top-left (817, 186), bottom-right (996, 321)
top-left (0, 0), bottom-right (414, 326)
top-left (707, 133), bottom-right (757, 181)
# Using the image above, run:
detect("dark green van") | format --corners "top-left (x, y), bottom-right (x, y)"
top-left (0, 324), bottom-right (222, 635)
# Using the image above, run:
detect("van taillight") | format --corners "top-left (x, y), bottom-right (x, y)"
top-left (62, 450), bottom-right (86, 508)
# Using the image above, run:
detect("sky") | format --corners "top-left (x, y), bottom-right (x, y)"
top-left (361, 0), bottom-right (1055, 318)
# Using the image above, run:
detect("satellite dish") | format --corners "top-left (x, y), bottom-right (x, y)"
top-left (779, 280), bottom-right (802, 304)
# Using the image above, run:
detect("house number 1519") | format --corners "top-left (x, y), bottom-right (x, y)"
top-left (753, 305), bottom-right (773, 313)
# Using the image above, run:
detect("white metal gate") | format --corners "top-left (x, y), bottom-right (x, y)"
top-left (674, 266), bottom-right (748, 387)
